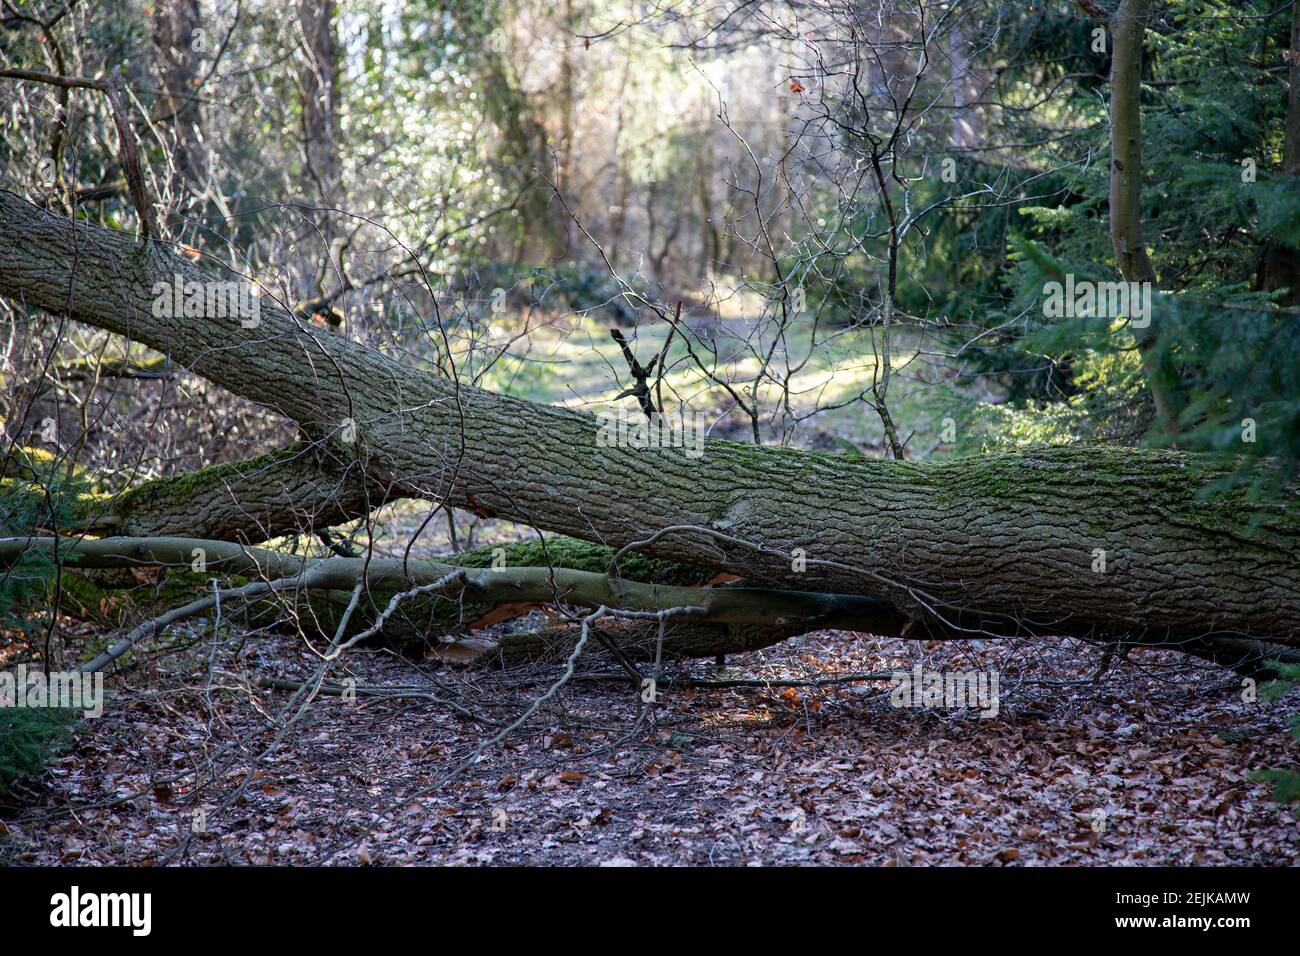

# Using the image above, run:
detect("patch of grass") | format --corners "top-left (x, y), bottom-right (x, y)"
top-left (468, 312), bottom-right (962, 455)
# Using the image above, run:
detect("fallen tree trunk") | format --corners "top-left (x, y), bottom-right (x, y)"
top-left (8, 446), bottom-right (721, 574)
top-left (4, 443), bottom-right (393, 541)
top-left (4, 447), bottom-right (731, 650)
top-left (6, 533), bottom-right (1290, 673)
top-left (0, 535), bottom-right (905, 662)
top-left (1, 189), bottom-right (1298, 657)
top-left (108, 444), bottom-right (391, 541)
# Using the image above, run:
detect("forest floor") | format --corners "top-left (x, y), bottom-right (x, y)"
top-left (3, 624), bottom-right (1298, 866)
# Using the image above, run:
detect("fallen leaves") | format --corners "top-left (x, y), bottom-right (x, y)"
top-left (4, 630), bottom-right (1298, 867)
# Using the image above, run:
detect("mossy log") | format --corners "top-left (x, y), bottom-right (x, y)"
top-left (2, 190), bottom-right (1299, 671)
top-left (0, 535), bottom-right (903, 663)
top-left (1, 443), bottom-right (391, 542)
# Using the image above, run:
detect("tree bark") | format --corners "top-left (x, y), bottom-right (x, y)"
top-left (1257, 0), bottom-right (1300, 306)
top-left (1108, 0), bottom-right (1157, 286)
top-left (153, 0), bottom-right (203, 190)
top-left (109, 444), bottom-right (388, 541)
top-left (3, 443), bottom-right (391, 542)
top-left (0, 189), bottom-right (1298, 656)
top-left (0, 535), bottom-right (904, 662)
top-left (297, 0), bottom-right (341, 199)
top-left (1108, 0), bottom-right (1180, 434)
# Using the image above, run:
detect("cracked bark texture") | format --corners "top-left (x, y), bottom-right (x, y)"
top-left (3, 444), bottom-right (392, 543)
top-left (1, 189), bottom-right (1297, 653)
top-left (108, 444), bottom-right (391, 541)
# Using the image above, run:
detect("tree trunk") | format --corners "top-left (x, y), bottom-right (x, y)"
top-left (1, 189), bottom-right (1298, 658)
top-left (0, 535), bottom-right (904, 663)
top-left (152, 0), bottom-right (203, 191)
top-left (109, 444), bottom-right (386, 541)
top-left (1257, 0), bottom-right (1300, 305)
top-left (3, 443), bottom-right (390, 542)
top-left (297, 0), bottom-right (341, 199)
top-left (1108, 0), bottom-right (1156, 285)
top-left (1108, 0), bottom-right (1180, 435)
